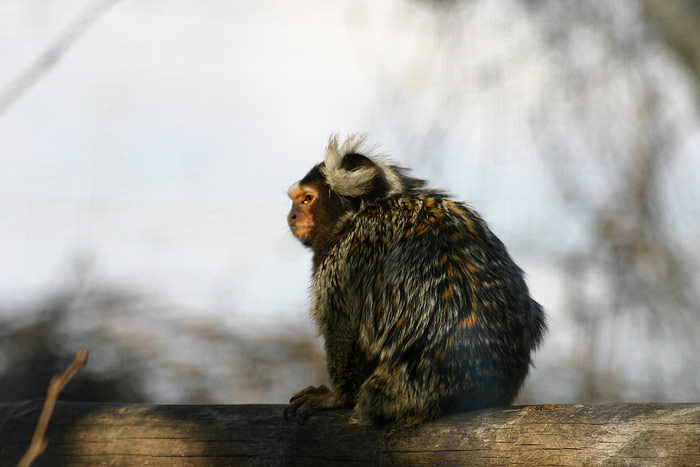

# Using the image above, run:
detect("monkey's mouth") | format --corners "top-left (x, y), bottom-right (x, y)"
top-left (291, 224), bottom-right (314, 244)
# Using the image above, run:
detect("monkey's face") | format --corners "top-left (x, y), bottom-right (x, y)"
top-left (287, 181), bottom-right (318, 246)
top-left (288, 163), bottom-right (359, 252)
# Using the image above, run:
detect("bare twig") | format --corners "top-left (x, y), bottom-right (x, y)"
top-left (17, 348), bottom-right (89, 467)
top-left (0, 0), bottom-right (120, 117)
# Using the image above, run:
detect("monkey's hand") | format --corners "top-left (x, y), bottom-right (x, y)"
top-left (283, 385), bottom-right (337, 424)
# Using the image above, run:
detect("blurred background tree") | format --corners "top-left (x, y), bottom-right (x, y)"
top-left (0, 0), bottom-right (698, 404)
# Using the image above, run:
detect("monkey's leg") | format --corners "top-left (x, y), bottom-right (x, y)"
top-left (353, 361), bottom-right (444, 426)
top-left (284, 334), bottom-right (367, 424)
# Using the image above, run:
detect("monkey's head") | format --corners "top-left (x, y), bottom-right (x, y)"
top-left (287, 135), bottom-right (425, 251)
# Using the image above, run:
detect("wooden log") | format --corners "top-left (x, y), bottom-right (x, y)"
top-left (0, 401), bottom-right (699, 466)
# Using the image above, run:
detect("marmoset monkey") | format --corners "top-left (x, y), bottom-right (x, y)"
top-left (284, 136), bottom-right (546, 426)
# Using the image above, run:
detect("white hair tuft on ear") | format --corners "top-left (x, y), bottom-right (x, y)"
top-left (321, 135), bottom-right (404, 198)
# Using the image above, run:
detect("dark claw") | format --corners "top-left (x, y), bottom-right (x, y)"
top-left (296, 402), bottom-right (310, 424)
top-left (284, 399), bottom-right (301, 421)
top-left (283, 385), bottom-right (332, 423)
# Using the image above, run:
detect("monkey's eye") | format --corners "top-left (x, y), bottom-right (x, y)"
top-left (302, 194), bottom-right (314, 204)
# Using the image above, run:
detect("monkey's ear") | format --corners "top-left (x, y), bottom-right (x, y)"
top-left (323, 135), bottom-right (408, 200)
top-left (322, 146), bottom-right (383, 198)
top-left (340, 153), bottom-right (376, 172)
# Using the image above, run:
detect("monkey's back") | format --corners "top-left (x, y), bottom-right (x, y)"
top-left (312, 193), bottom-right (545, 413)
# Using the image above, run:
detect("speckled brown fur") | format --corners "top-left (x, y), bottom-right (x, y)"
top-left (284, 136), bottom-right (546, 426)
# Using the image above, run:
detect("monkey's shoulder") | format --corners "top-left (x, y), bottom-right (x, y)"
top-left (340, 193), bottom-right (492, 247)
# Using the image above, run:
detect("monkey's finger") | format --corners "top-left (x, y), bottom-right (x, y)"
top-left (289, 385), bottom-right (330, 403)
top-left (289, 390), bottom-right (311, 403)
top-left (295, 392), bottom-right (336, 425)
top-left (289, 392), bottom-right (306, 404)
top-left (289, 385), bottom-right (316, 403)
top-left (283, 398), bottom-right (305, 420)
top-left (295, 399), bottom-right (314, 425)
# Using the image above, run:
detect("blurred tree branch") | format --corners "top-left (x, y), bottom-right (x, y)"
top-left (643, 0), bottom-right (700, 101)
top-left (0, 0), bottom-right (120, 117)
top-left (526, 0), bottom-right (700, 401)
top-left (0, 261), bottom-right (326, 405)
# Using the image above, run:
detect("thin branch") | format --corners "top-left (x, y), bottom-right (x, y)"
top-left (17, 348), bottom-right (89, 467)
top-left (0, 0), bottom-right (120, 118)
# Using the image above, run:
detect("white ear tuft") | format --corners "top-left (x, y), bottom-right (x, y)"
top-left (321, 135), bottom-right (405, 198)
top-left (321, 135), bottom-right (374, 197)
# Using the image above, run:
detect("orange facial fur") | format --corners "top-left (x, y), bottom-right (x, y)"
top-left (287, 183), bottom-right (318, 245)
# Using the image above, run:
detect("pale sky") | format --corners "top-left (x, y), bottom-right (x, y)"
top-left (2, 0), bottom-right (700, 402)
top-left (0, 0), bottom-right (559, 322)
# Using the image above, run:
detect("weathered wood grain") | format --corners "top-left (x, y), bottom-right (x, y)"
top-left (1, 401), bottom-right (698, 466)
